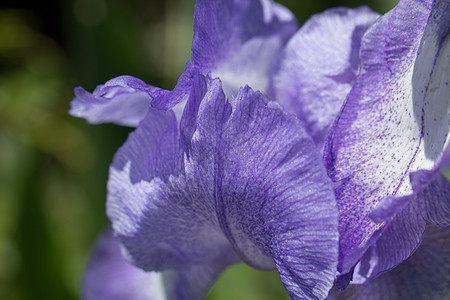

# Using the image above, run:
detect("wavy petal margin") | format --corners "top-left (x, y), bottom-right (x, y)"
top-left (70, 76), bottom-right (169, 127)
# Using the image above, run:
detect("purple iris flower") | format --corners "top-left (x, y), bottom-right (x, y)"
top-left (74, 1), bottom-right (339, 299)
top-left (105, 74), bottom-right (339, 300)
top-left (71, 0), bottom-right (450, 299)
top-left (80, 72), bottom-right (340, 300)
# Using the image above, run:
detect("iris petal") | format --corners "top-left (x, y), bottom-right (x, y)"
top-left (189, 77), bottom-right (339, 299)
top-left (329, 224), bottom-right (450, 300)
top-left (324, 0), bottom-right (450, 273)
top-left (70, 75), bottom-right (169, 127)
top-left (83, 228), bottom-right (234, 300)
top-left (417, 172), bottom-right (450, 226)
top-left (151, 0), bottom-right (298, 110)
top-left (270, 6), bottom-right (379, 148)
top-left (83, 227), bottom-right (165, 300)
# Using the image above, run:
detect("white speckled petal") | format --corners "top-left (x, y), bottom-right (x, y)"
top-left (324, 0), bottom-right (450, 273)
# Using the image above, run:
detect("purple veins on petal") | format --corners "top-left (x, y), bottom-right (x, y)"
top-left (107, 74), bottom-right (339, 300)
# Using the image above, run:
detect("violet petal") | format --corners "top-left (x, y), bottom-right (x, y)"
top-left (152, 0), bottom-right (298, 110)
top-left (70, 75), bottom-right (169, 127)
top-left (269, 6), bottom-right (379, 148)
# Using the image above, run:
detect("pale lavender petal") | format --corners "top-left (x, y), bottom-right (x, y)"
top-left (269, 7), bottom-right (379, 148)
top-left (324, 0), bottom-right (450, 273)
top-left (83, 228), bottom-right (235, 300)
top-left (329, 224), bottom-right (450, 300)
top-left (151, 0), bottom-right (298, 110)
top-left (108, 74), bottom-right (338, 300)
top-left (83, 228), bottom-right (165, 300)
top-left (70, 75), bottom-right (169, 127)
top-left (162, 250), bottom-right (239, 300)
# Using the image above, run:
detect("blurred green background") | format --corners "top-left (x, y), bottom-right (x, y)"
top-left (0, 0), bottom-right (396, 299)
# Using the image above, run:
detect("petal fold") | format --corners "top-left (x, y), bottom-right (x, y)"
top-left (355, 199), bottom-right (426, 282)
top-left (70, 75), bottom-right (169, 127)
top-left (329, 224), bottom-right (450, 300)
top-left (107, 74), bottom-right (339, 300)
top-left (192, 79), bottom-right (339, 299)
top-left (343, 171), bottom-right (449, 285)
top-left (417, 172), bottom-right (450, 226)
top-left (107, 105), bottom-right (235, 271)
